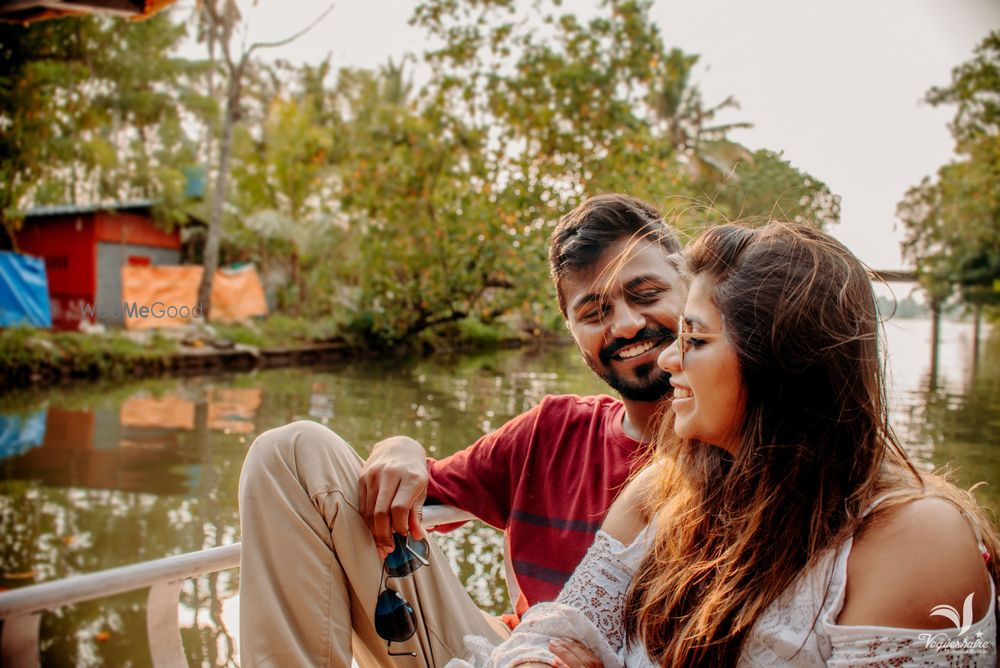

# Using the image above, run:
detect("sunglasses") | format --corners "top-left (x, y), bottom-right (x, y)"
top-left (374, 532), bottom-right (431, 656)
top-left (675, 315), bottom-right (723, 370)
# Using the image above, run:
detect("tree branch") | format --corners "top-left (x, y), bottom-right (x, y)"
top-left (246, 4), bottom-right (335, 57)
top-left (402, 309), bottom-right (468, 340)
top-left (202, 0), bottom-right (236, 71)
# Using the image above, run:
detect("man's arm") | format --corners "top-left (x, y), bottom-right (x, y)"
top-left (357, 435), bottom-right (429, 560)
top-left (425, 402), bottom-right (546, 529)
top-left (358, 401), bottom-right (544, 560)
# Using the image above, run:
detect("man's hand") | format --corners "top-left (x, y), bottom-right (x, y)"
top-left (357, 436), bottom-right (429, 560)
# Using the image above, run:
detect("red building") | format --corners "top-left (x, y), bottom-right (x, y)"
top-left (16, 201), bottom-right (183, 330)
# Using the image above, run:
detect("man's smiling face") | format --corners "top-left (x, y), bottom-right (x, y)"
top-left (562, 237), bottom-right (688, 402)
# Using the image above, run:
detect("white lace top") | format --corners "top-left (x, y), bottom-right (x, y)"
top-left (447, 508), bottom-right (997, 667)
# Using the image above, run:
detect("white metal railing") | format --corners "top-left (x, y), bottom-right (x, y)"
top-left (0, 543), bottom-right (241, 668)
top-left (0, 505), bottom-right (511, 668)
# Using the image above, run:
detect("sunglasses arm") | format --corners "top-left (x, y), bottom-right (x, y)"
top-left (387, 641), bottom-right (417, 657)
top-left (405, 541), bottom-right (431, 567)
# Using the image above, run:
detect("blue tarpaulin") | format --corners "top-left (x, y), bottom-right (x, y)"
top-left (0, 251), bottom-right (52, 328)
top-left (0, 410), bottom-right (47, 459)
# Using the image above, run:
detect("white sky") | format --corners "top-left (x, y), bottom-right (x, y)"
top-left (181, 0), bottom-right (1000, 271)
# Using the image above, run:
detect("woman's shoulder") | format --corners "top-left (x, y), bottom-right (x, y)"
top-left (602, 463), bottom-right (661, 546)
top-left (838, 496), bottom-right (993, 628)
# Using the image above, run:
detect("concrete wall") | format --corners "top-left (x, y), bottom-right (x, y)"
top-left (95, 243), bottom-right (181, 327)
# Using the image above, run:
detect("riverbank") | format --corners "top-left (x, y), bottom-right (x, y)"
top-left (0, 316), bottom-right (552, 393)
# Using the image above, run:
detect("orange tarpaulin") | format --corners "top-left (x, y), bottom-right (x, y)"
top-left (211, 265), bottom-right (269, 324)
top-left (119, 395), bottom-right (196, 430)
top-left (121, 265), bottom-right (267, 329)
top-left (207, 388), bottom-right (263, 434)
top-left (121, 266), bottom-right (200, 329)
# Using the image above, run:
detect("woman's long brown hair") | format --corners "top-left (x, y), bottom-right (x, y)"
top-left (623, 222), bottom-right (1000, 666)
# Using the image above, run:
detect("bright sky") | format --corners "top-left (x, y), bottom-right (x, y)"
top-left (184, 0), bottom-right (1000, 271)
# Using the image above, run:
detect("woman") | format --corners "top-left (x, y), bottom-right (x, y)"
top-left (448, 222), bottom-right (998, 667)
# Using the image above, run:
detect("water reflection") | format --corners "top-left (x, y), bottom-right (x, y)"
top-left (887, 318), bottom-right (1000, 513)
top-left (0, 320), bottom-right (996, 665)
top-left (0, 410), bottom-right (46, 458)
top-left (0, 348), bottom-right (610, 665)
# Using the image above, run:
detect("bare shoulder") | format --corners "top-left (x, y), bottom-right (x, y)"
top-left (838, 496), bottom-right (992, 629)
top-left (602, 464), bottom-right (660, 546)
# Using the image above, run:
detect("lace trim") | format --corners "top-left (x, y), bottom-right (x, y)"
top-left (444, 530), bottom-right (643, 668)
top-left (552, 529), bottom-right (643, 654)
top-left (827, 633), bottom-right (997, 667)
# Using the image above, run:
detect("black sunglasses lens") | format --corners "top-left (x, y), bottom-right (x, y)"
top-left (374, 589), bottom-right (416, 642)
top-left (384, 534), bottom-right (429, 577)
top-left (407, 536), bottom-right (429, 560)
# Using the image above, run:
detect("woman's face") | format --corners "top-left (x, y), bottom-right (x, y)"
top-left (657, 274), bottom-right (745, 454)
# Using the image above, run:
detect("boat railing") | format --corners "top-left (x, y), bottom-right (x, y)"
top-left (0, 505), bottom-right (503, 668)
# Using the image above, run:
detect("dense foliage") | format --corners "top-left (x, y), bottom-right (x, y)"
top-left (0, 14), bottom-right (211, 244)
top-left (2, 0), bottom-right (841, 346)
top-left (899, 29), bottom-right (1000, 314)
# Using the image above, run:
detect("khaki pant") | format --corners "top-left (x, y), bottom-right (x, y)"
top-left (238, 420), bottom-right (510, 668)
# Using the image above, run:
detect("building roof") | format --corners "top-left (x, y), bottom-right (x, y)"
top-left (22, 200), bottom-right (156, 219)
top-left (0, 0), bottom-right (177, 25)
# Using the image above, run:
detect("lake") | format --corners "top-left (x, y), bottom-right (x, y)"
top-left (0, 317), bottom-right (997, 666)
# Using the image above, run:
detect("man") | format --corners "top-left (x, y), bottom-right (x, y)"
top-left (238, 193), bottom-right (687, 667)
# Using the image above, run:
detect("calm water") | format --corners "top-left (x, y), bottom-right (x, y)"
top-left (0, 317), bottom-right (997, 666)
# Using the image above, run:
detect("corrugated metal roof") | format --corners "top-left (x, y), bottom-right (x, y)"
top-left (23, 200), bottom-right (156, 218)
top-left (0, 0), bottom-right (177, 25)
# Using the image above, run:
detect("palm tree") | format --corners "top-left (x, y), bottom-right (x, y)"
top-left (648, 48), bottom-right (754, 181)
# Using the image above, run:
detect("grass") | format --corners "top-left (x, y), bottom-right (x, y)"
top-left (0, 312), bottom-right (541, 392)
top-left (0, 314), bottom-right (346, 392)
top-left (0, 327), bottom-right (178, 386)
top-left (211, 314), bottom-right (343, 348)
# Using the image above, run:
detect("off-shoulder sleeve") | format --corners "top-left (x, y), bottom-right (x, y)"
top-left (826, 621), bottom-right (997, 667)
top-left (445, 528), bottom-right (649, 668)
top-left (820, 501), bottom-right (998, 667)
top-left (824, 581), bottom-right (997, 668)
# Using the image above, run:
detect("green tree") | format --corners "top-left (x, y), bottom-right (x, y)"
top-left (192, 0), bottom-right (333, 319)
top-left (414, 0), bottom-right (674, 201)
top-left (406, 0), bottom-right (696, 334)
top-left (899, 29), bottom-right (1000, 315)
top-left (0, 13), bottom-right (208, 246)
top-left (709, 149), bottom-right (841, 229)
top-left (334, 64), bottom-right (528, 344)
top-left (408, 0), bottom-right (837, 330)
top-left (898, 176), bottom-right (953, 305)
top-left (230, 88), bottom-right (340, 313)
top-left (648, 48), bottom-right (753, 183)
top-left (937, 141), bottom-right (1000, 309)
top-left (926, 30), bottom-right (1000, 147)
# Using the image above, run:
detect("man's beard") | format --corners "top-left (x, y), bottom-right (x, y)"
top-left (591, 325), bottom-right (675, 402)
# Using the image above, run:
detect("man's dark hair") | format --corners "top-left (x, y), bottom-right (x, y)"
top-left (548, 193), bottom-right (682, 316)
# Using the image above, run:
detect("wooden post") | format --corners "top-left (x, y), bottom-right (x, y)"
top-left (972, 301), bottom-right (982, 370)
top-left (929, 299), bottom-right (941, 388)
top-left (1, 613), bottom-right (41, 668)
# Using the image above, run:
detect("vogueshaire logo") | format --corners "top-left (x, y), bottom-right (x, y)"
top-left (919, 593), bottom-right (992, 655)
